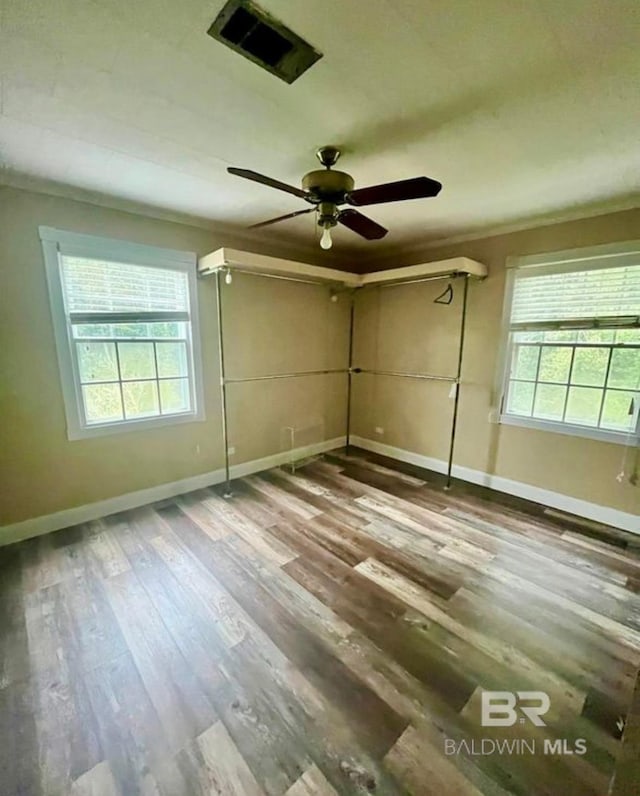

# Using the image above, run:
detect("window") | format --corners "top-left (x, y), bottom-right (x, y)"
top-left (500, 242), bottom-right (640, 445)
top-left (40, 227), bottom-right (205, 439)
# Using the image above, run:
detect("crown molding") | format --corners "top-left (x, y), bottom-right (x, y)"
top-left (361, 195), bottom-right (640, 269)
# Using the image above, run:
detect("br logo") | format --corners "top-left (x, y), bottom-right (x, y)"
top-left (481, 691), bottom-right (551, 727)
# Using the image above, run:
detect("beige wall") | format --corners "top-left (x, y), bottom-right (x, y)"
top-left (222, 273), bottom-right (350, 464)
top-left (0, 186), bottom-right (349, 527)
top-left (1, 184), bottom-right (637, 529)
top-left (351, 208), bottom-right (640, 516)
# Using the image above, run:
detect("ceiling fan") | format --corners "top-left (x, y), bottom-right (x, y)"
top-left (227, 146), bottom-right (442, 250)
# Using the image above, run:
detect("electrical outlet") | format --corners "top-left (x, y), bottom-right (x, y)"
top-left (228, 446), bottom-right (236, 456)
top-left (374, 426), bottom-right (384, 435)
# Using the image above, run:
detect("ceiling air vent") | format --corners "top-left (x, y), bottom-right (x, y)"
top-left (207, 0), bottom-right (322, 84)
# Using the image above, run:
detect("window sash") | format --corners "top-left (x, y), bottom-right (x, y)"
top-left (70, 324), bottom-right (196, 427)
top-left (501, 335), bottom-right (640, 438)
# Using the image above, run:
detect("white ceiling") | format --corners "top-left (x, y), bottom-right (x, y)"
top-left (1, 0), bottom-right (639, 262)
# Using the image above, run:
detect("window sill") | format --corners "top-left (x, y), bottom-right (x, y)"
top-left (67, 410), bottom-right (205, 441)
top-left (498, 413), bottom-right (638, 447)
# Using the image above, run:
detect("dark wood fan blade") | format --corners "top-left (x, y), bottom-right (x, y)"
top-left (249, 208), bottom-right (314, 229)
top-left (227, 167), bottom-right (309, 199)
top-left (338, 209), bottom-right (388, 240)
top-left (348, 176), bottom-right (442, 206)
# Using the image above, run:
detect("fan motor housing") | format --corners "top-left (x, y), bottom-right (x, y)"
top-left (302, 169), bottom-right (354, 202)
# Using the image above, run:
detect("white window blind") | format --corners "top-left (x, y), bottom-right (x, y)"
top-left (60, 256), bottom-right (189, 315)
top-left (510, 264), bottom-right (640, 327)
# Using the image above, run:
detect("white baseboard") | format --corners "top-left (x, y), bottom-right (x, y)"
top-left (0, 436), bottom-right (346, 547)
top-left (228, 436), bottom-right (345, 479)
top-left (350, 436), bottom-right (639, 535)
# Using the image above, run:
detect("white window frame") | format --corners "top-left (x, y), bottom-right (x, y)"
top-left (497, 240), bottom-right (640, 446)
top-left (40, 226), bottom-right (206, 440)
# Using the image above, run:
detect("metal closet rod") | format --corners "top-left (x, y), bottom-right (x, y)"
top-left (225, 368), bottom-right (458, 383)
top-left (354, 368), bottom-right (458, 382)
top-left (225, 368), bottom-right (349, 384)
top-left (214, 266), bottom-right (346, 288)
top-left (371, 271), bottom-right (466, 289)
top-left (215, 266), bottom-right (475, 290)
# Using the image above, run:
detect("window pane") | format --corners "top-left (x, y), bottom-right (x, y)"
top-left (122, 381), bottom-right (159, 419)
top-left (543, 330), bottom-right (578, 343)
top-left (615, 329), bottom-right (640, 344)
top-left (106, 323), bottom-right (150, 339)
top-left (77, 342), bottom-right (118, 383)
top-left (159, 379), bottom-right (191, 414)
top-left (157, 342), bottom-right (188, 378)
top-left (513, 331), bottom-right (544, 343)
top-left (149, 322), bottom-right (185, 338)
top-left (533, 384), bottom-right (566, 421)
top-left (74, 324), bottom-right (113, 339)
top-left (576, 329), bottom-right (614, 344)
top-left (571, 347), bottom-right (609, 387)
top-left (512, 346), bottom-right (539, 380)
top-left (73, 321), bottom-right (186, 339)
top-left (601, 391), bottom-right (637, 431)
top-left (507, 381), bottom-right (534, 416)
top-left (609, 349), bottom-right (640, 390)
top-left (118, 342), bottom-right (156, 380)
top-left (565, 386), bottom-right (602, 426)
top-left (82, 383), bottom-right (123, 423)
top-left (538, 347), bottom-right (572, 383)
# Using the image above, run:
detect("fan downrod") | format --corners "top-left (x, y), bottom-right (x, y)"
top-left (316, 146), bottom-right (341, 169)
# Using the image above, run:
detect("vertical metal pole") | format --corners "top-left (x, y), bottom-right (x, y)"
top-left (289, 427), bottom-right (296, 475)
top-left (345, 291), bottom-right (356, 455)
top-left (215, 270), bottom-right (232, 498)
top-left (445, 275), bottom-right (470, 490)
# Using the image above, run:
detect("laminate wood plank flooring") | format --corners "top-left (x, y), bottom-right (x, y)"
top-left (1, 449), bottom-right (639, 795)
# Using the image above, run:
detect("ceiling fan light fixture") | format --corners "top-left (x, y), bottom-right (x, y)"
top-left (318, 202), bottom-right (337, 250)
top-left (320, 223), bottom-right (333, 250)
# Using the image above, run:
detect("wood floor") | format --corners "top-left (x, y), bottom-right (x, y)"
top-left (1, 450), bottom-right (639, 796)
